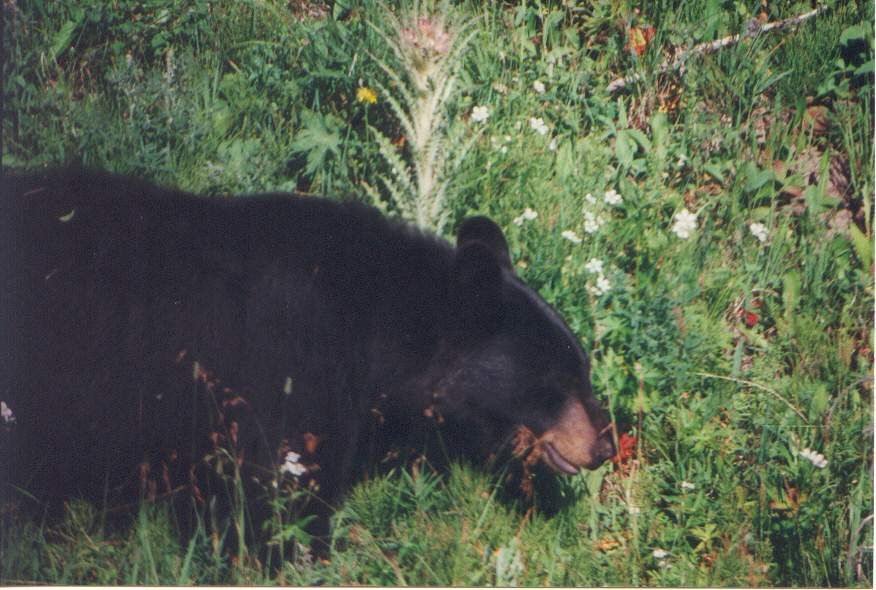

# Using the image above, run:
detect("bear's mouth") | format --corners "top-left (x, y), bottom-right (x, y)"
top-left (541, 441), bottom-right (580, 475)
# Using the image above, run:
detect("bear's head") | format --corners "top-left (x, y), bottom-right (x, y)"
top-left (422, 216), bottom-right (616, 474)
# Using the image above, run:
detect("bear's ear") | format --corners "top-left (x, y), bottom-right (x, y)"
top-left (456, 216), bottom-right (512, 271)
top-left (450, 240), bottom-right (504, 336)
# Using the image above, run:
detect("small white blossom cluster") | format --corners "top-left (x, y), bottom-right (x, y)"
top-left (491, 134), bottom-right (512, 154)
top-left (749, 221), bottom-right (768, 243)
top-left (652, 548), bottom-right (670, 568)
top-left (680, 480), bottom-right (695, 491)
top-left (584, 258), bottom-right (603, 274)
top-left (584, 210), bottom-right (605, 234)
top-left (603, 189), bottom-right (623, 206)
top-left (471, 105), bottom-right (490, 123)
top-left (533, 80), bottom-right (546, 94)
top-left (1, 401), bottom-right (14, 424)
top-left (672, 208), bottom-right (698, 239)
top-left (280, 451), bottom-right (307, 477)
top-left (513, 207), bottom-right (538, 226)
top-left (589, 275), bottom-right (611, 297)
top-left (585, 258), bottom-right (611, 297)
top-left (561, 230), bottom-right (582, 244)
top-left (529, 117), bottom-right (549, 136)
top-left (798, 448), bottom-right (828, 469)
top-left (581, 189), bottom-right (622, 235)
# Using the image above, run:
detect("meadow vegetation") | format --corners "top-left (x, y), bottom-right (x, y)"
top-left (2, 0), bottom-right (873, 585)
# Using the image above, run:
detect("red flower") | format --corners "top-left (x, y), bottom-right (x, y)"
top-left (612, 432), bottom-right (637, 464)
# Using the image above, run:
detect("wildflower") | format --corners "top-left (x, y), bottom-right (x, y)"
top-left (281, 451), bottom-right (307, 477)
top-left (471, 105), bottom-right (490, 123)
top-left (529, 117), bottom-right (549, 136)
top-left (548, 137), bottom-right (557, 151)
top-left (652, 549), bottom-right (669, 559)
top-left (584, 258), bottom-right (604, 274)
top-left (676, 154), bottom-right (688, 168)
top-left (749, 221), bottom-right (768, 243)
top-left (584, 210), bottom-right (605, 234)
top-left (799, 448), bottom-right (828, 469)
top-left (356, 86), bottom-right (378, 104)
top-left (671, 208), bottom-right (697, 239)
top-left (400, 16), bottom-right (452, 55)
top-left (604, 189), bottom-right (623, 206)
top-left (533, 80), bottom-right (546, 94)
top-left (1, 401), bottom-right (14, 424)
top-left (513, 208), bottom-right (538, 226)
top-left (561, 230), bottom-right (582, 244)
top-left (680, 480), bottom-right (695, 491)
top-left (628, 504), bottom-right (641, 515)
top-left (592, 275), bottom-right (611, 295)
top-left (584, 193), bottom-right (597, 205)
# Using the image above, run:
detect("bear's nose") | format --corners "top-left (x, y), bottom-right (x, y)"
top-left (593, 431), bottom-right (616, 464)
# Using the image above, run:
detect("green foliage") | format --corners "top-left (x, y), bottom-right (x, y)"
top-left (2, 0), bottom-right (873, 586)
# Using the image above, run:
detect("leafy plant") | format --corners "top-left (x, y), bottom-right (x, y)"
top-left (362, 1), bottom-right (479, 231)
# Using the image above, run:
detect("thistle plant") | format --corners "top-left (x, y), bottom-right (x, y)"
top-left (364, 2), bottom-right (479, 232)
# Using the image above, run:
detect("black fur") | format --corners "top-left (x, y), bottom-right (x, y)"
top-left (0, 168), bottom-right (613, 548)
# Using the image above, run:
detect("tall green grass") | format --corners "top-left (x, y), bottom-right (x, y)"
top-left (2, 0), bottom-right (873, 585)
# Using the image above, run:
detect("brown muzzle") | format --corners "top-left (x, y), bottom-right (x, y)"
top-left (536, 399), bottom-right (615, 474)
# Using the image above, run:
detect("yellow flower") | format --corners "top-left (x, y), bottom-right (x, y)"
top-left (356, 86), bottom-right (377, 104)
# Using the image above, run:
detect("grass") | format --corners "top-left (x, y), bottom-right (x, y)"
top-left (2, 0), bottom-right (873, 586)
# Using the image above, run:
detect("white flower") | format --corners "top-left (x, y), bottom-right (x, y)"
top-left (529, 117), bottom-right (549, 135)
top-left (588, 274), bottom-right (611, 297)
top-left (548, 137), bottom-right (557, 151)
top-left (680, 480), bottom-right (695, 491)
top-left (671, 208), bottom-right (698, 239)
top-left (513, 208), bottom-right (538, 226)
top-left (749, 221), bottom-right (768, 243)
top-left (584, 258), bottom-right (603, 274)
top-left (280, 451), bottom-right (306, 477)
top-left (561, 230), bottom-right (582, 244)
top-left (584, 210), bottom-right (605, 234)
top-left (584, 193), bottom-right (597, 205)
top-left (652, 549), bottom-right (669, 559)
top-left (471, 105), bottom-right (490, 123)
top-left (533, 80), bottom-right (546, 94)
top-left (799, 448), bottom-right (828, 469)
top-left (604, 189), bottom-right (623, 206)
top-left (628, 504), bottom-right (641, 514)
top-left (1, 401), bottom-right (14, 424)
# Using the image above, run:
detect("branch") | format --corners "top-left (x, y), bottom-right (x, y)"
top-left (606, 5), bottom-right (831, 94)
top-left (693, 371), bottom-right (808, 422)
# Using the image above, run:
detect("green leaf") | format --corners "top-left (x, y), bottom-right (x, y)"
top-left (290, 110), bottom-right (342, 176)
top-left (848, 224), bottom-right (873, 268)
top-left (782, 270), bottom-right (800, 324)
top-left (840, 24), bottom-right (868, 46)
top-left (731, 339), bottom-right (744, 377)
top-left (704, 163), bottom-right (724, 184)
top-left (51, 19), bottom-right (80, 60)
top-left (742, 162), bottom-right (773, 192)
top-left (811, 383), bottom-right (829, 418)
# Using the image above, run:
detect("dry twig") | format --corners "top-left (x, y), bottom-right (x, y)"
top-left (607, 5), bottom-right (830, 94)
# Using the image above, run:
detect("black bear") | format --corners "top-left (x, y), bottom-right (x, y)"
top-left (0, 168), bottom-right (614, 547)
